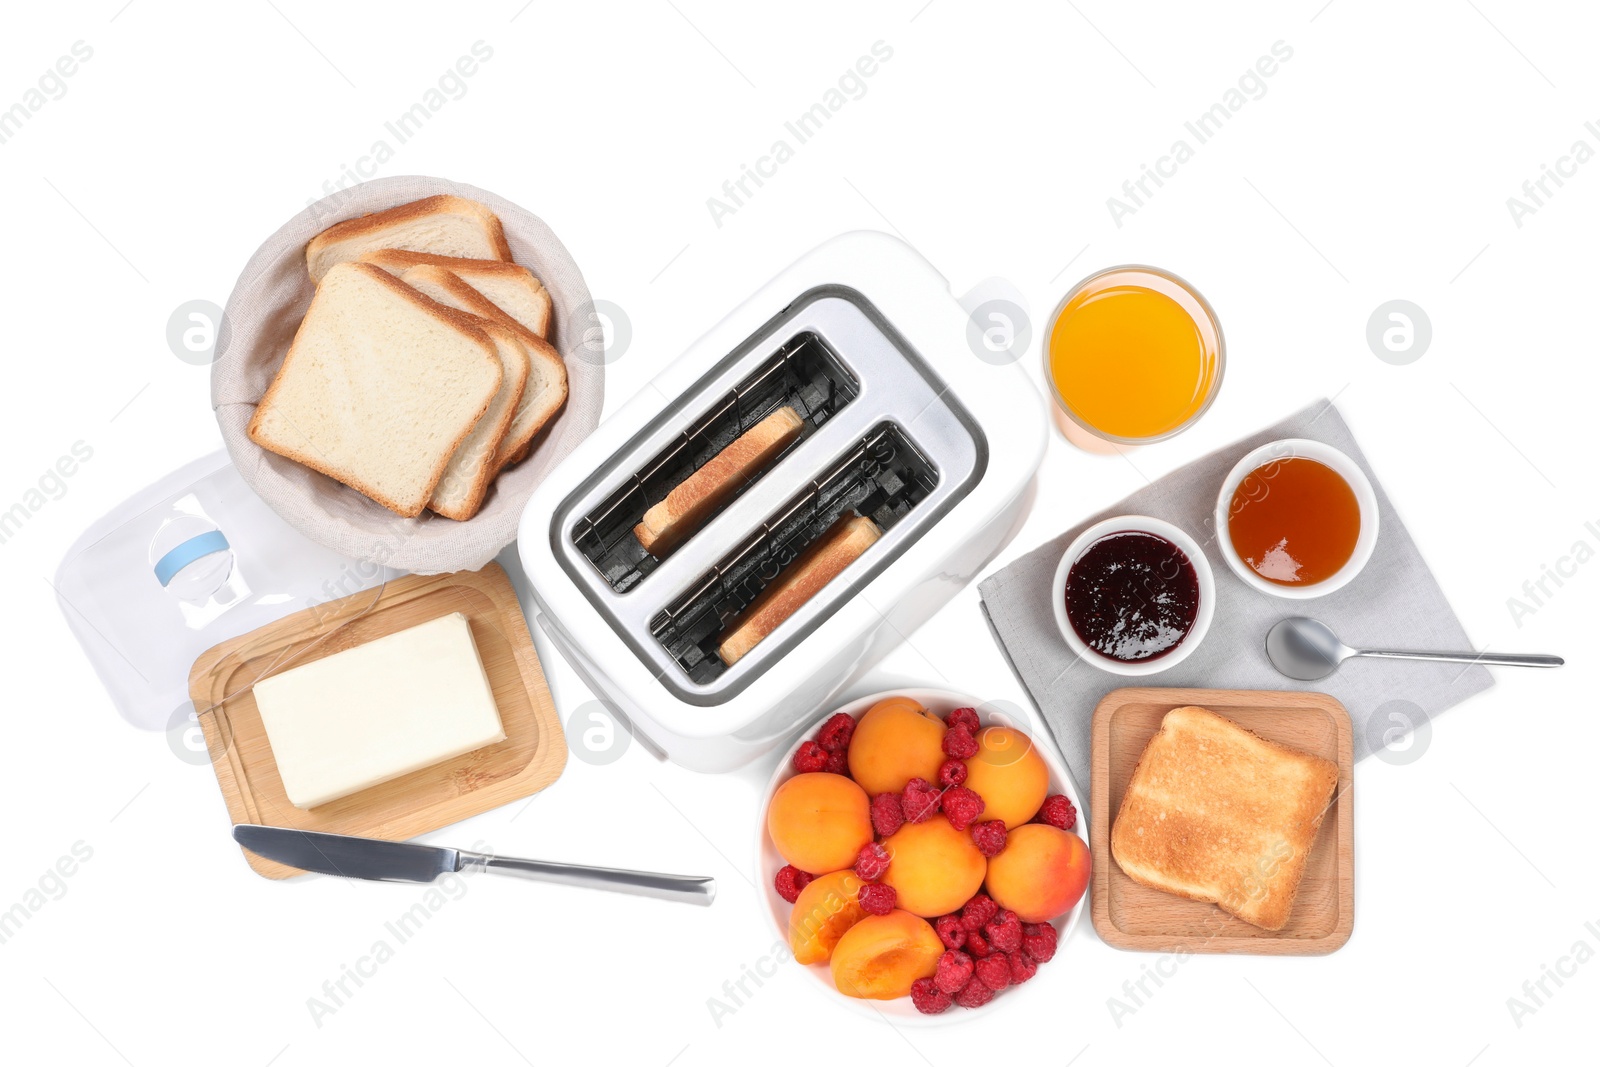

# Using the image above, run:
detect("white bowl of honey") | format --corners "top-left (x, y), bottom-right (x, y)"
top-left (1214, 438), bottom-right (1380, 599)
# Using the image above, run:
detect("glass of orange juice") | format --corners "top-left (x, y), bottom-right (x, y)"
top-left (1044, 265), bottom-right (1224, 449)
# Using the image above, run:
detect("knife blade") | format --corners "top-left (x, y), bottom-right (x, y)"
top-left (232, 825), bottom-right (717, 905)
top-left (234, 824), bottom-right (459, 882)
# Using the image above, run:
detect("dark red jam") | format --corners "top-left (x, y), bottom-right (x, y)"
top-left (1065, 530), bottom-right (1199, 663)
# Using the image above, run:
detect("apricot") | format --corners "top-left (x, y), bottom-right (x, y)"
top-left (767, 772), bottom-right (874, 875)
top-left (830, 910), bottom-right (944, 1000)
top-left (789, 869), bottom-right (867, 964)
top-left (985, 823), bottom-right (1091, 923)
top-left (847, 697), bottom-right (947, 795)
top-left (880, 815), bottom-right (987, 918)
top-left (963, 726), bottom-right (1050, 829)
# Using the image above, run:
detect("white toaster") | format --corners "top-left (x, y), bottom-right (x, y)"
top-left (518, 233), bottom-right (1046, 771)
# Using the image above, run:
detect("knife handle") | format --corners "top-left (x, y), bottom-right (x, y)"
top-left (458, 851), bottom-right (716, 906)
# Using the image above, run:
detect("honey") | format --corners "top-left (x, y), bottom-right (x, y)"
top-left (1227, 457), bottom-right (1360, 586)
top-left (1047, 268), bottom-right (1221, 442)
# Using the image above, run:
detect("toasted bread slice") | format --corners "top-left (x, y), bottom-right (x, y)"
top-left (359, 250), bottom-right (552, 339)
top-left (428, 322), bottom-right (528, 520)
top-left (635, 406), bottom-right (805, 557)
top-left (305, 195), bottom-right (511, 283)
top-left (247, 262), bottom-right (501, 518)
top-left (400, 265), bottom-right (567, 470)
top-left (717, 513), bottom-right (881, 667)
top-left (1110, 706), bottom-right (1340, 931)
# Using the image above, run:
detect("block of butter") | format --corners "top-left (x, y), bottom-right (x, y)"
top-left (253, 612), bottom-right (507, 809)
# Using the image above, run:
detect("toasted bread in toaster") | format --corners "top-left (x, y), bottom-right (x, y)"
top-left (1110, 705), bottom-right (1340, 931)
top-left (717, 513), bottom-right (881, 667)
top-left (634, 406), bottom-right (805, 557)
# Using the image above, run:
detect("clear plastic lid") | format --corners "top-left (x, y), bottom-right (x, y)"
top-left (54, 451), bottom-right (399, 732)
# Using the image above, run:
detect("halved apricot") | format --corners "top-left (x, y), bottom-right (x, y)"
top-left (830, 910), bottom-right (944, 1000)
top-left (789, 869), bottom-right (868, 964)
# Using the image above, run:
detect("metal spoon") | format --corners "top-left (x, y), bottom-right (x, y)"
top-left (1265, 616), bottom-right (1564, 681)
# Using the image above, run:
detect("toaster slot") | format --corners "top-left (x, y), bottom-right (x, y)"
top-left (648, 422), bottom-right (937, 683)
top-left (571, 331), bottom-right (860, 593)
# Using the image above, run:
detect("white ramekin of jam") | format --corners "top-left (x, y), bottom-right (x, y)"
top-left (1050, 515), bottom-right (1216, 676)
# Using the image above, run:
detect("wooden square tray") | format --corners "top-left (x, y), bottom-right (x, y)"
top-left (189, 563), bottom-right (566, 879)
top-left (1090, 688), bottom-right (1353, 955)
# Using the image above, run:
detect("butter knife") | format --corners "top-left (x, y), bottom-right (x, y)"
top-left (233, 824), bottom-right (716, 906)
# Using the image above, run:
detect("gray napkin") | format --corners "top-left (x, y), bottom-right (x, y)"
top-left (978, 399), bottom-right (1493, 788)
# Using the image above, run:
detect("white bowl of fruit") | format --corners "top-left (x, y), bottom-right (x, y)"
top-left (757, 689), bottom-right (1090, 1021)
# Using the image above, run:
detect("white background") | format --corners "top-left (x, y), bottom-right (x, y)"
top-left (2, 1), bottom-right (1597, 1064)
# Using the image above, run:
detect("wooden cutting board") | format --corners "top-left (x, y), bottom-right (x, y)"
top-left (1090, 688), bottom-right (1353, 955)
top-left (189, 563), bottom-right (566, 879)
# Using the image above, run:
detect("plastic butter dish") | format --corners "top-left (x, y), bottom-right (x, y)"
top-left (252, 612), bottom-right (506, 809)
top-left (54, 450), bottom-right (398, 732)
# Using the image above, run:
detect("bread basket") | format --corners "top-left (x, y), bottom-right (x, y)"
top-left (213, 175), bottom-right (604, 574)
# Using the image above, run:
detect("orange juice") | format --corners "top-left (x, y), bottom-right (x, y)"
top-left (1046, 267), bottom-right (1222, 443)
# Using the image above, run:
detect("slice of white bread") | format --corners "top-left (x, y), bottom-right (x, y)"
top-left (400, 265), bottom-right (568, 471)
top-left (717, 513), bottom-right (881, 667)
top-left (1110, 706), bottom-right (1340, 931)
top-left (428, 322), bottom-right (529, 521)
top-left (247, 262), bottom-right (502, 518)
top-left (635, 406), bottom-right (805, 557)
top-left (305, 196), bottom-right (512, 283)
top-left (358, 250), bottom-right (553, 339)
top-left (452, 261), bottom-right (552, 340)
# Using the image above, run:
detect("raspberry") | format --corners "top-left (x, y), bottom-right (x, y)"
top-left (961, 893), bottom-right (998, 931)
top-left (953, 975), bottom-right (996, 1008)
top-left (984, 909), bottom-right (1022, 954)
top-left (976, 952), bottom-right (1012, 991)
top-left (934, 949), bottom-right (973, 994)
top-left (965, 931), bottom-right (991, 958)
top-left (854, 841), bottom-right (890, 881)
top-left (942, 724), bottom-right (979, 759)
top-left (970, 819), bottom-right (1007, 858)
top-left (901, 778), bottom-right (941, 823)
top-left (947, 707), bottom-right (981, 733)
top-left (792, 741), bottom-right (828, 773)
top-left (1021, 922), bottom-right (1059, 963)
top-left (934, 914), bottom-right (966, 950)
top-left (910, 976), bottom-right (953, 1014)
top-left (937, 758), bottom-right (968, 787)
top-left (1037, 793), bottom-right (1077, 830)
top-left (816, 712), bottom-right (856, 752)
top-left (1008, 951), bottom-right (1038, 985)
top-left (941, 786), bottom-right (985, 831)
top-left (773, 865), bottom-right (813, 903)
top-left (869, 793), bottom-right (904, 838)
top-left (823, 748), bottom-right (849, 775)
top-left (858, 882), bottom-right (896, 916)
